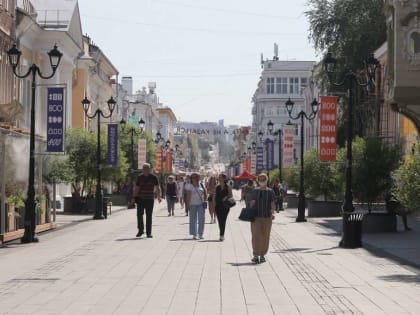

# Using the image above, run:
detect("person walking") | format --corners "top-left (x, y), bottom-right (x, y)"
top-left (250, 173), bottom-right (275, 264)
top-left (241, 179), bottom-right (255, 209)
top-left (132, 163), bottom-right (161, 238)
top-left (183, 175), bottom-right (191, 216)
top-left (185, 172), bottom-right (207, 239)
top-left (206, 175), bottom-right (217, 223)
top-left (165, 175), bottom-right (178, 216)
top-left (271, 179), bottom-right (283, 212)
top-left (214, 173), bottom-right (233, 241)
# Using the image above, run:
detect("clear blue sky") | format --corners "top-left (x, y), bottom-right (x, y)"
top-left (78, 0), bottom-right (318, 126)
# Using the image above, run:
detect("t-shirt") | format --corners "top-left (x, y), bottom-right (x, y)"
top-left (185, 183), bottom-right (205, 206)
top-left (135, 174), bottom-right (159, 199)
top-left (252, 188), bottom-right (275, 217)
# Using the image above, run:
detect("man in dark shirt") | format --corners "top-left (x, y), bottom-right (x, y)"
top-left (132, 163), bottom-right (161, 238)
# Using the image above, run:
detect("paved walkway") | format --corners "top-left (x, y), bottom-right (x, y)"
top-left (0, 192), bottom-right (419, 315)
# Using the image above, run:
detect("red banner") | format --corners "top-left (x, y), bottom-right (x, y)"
top-left (320, 96), bottom-right (338, 161)
top-left (246, 156), bottom-right (251, 172)
top-left (156, 147), bottom-right (163, 173)
top-left (283, 126), bottom-right (295, 167)
top-left (137, 138), bottom-right (147, 169)
top-left (166, 150), bottom-right (172, 173)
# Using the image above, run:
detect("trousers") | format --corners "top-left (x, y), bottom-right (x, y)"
top-left (216, 206), bottom-right (230, 236)
top-left (251, 217), bottom-right (272, 256)
top-left (137, 198), bottom-right (154, 236)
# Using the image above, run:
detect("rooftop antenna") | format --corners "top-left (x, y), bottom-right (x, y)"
top-left (260, 53), bottom-right (264, 68)
top-left (274, 43), bottom-right (279, 60)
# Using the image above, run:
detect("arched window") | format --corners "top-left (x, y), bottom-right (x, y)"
top-left (409, 31), bottom-right (420, 54)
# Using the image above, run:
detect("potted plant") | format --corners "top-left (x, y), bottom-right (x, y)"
top-left (304, 148), bottom-right (343, 217)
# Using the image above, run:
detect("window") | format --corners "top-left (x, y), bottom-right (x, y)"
top-left (300, 77), bottom-right (308, 94)
top-left (266, 77), bottom-right (275, 94)
top-left (289, 77), bottom-right (299, 94)
top-left (410, 31), bottom-right (420, 54)
top-left (276, 77), bottom-right (288, 94)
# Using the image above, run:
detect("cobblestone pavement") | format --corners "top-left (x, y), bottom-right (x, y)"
top-left (0, 192), bottom-right (419, 315)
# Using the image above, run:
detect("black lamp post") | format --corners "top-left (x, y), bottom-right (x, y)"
top-left (267, 120), bottom-right (283, 182)
top-left (81, 96), bottom-right (116, 219)
top-left (286, 97), bottom-right (319, 222)
top-left (323, 52), bottom-right (379, 214)
top-left (120, 117), bottom-right (145, 208)
top-left (7, 44), bottom-right (62, 243)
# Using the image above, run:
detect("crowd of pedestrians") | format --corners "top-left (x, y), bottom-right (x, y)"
top-left (131, 164), bottom-right (288, 264)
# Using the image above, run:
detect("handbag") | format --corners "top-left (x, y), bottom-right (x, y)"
top-left (238, 207), bottom-right (257, 222)
top-left (222, 196), bottom-right (236, 208)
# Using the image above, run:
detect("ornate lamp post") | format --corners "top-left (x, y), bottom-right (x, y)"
top-left (286, 98), bottom-right (319, 222)
top-left (7, 44), bottom-right (62, 243)
top-left (81, 96), bottom-right (116, 219)
top-left (323, 52), bottom-right (379, 214)
top-left (120, 117), bottom-right (145, 208)
top-left (324, 52), bottom-right (379, 247)
top-left (266, 120), bottom-right (283, 182)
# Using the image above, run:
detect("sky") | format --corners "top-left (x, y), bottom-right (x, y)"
top-left (78, 0), bottom-right (319, 126)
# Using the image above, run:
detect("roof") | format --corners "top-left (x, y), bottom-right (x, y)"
top-left (30, 0), bottom-right (77, 31)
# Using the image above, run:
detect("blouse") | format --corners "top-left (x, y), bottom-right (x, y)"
top-left (252, 188), bottom-right (275, 217)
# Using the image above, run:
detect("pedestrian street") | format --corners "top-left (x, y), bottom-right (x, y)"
top-left (0, 192), bottom-right (420, 315)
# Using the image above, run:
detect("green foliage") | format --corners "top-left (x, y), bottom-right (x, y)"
top-left (341, 137), bottom-right (402, 210)
top-left (304, 148), bottom-right (342, 200)
top-left (306, 0), bottom-right (386, 70)
top-left (393, 144), bottom-right (420, 212)
top-left (283, 166), bottom-right (299, 193)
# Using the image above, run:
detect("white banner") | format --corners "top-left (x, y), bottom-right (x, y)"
top-left (137, 138), bottom-right (147, 169)
top-left (283, 126), bottom-right (295, 167)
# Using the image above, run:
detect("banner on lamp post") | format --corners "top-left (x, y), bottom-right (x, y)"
top-left (251, 154), bottom-right (256, 174)
top-left (107, 124), bottom-right (118, 165)
top-left (320, 96), bottom-right (338, 161)
top-left (283, 126), bottom-right (295, 167)
top-left (156, 147), bottom-right (163, 173)
top-left (256, 146), bottom-right (264, 174)
top-left (137, 138), bottom-right (147, 169)
top-left (166, 150), bottom-right (172, 173)
top-left (265, 139), bottom-right (274, 171)
top-left (46, 87), bottom-right (65, 152)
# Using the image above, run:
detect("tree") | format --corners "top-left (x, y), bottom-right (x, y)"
top-left (393, 144), bottom-right (420, 213)
top-left (344, 137), bottom-right (402, 211)
top-left (306, 0), bottom-right (387, 142)
top-left (303, 148), bottom-right (342, 200)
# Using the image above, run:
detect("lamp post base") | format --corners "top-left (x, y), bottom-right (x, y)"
top-left (295, 195), bottom-right (307, 222)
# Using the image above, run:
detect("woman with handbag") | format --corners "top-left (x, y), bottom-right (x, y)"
top-left (215, 173), bottom-right (233, 241)
top-left (185, 172), bottom-right (207, 239)
top-left (250, 173), bottom-right (275, 264)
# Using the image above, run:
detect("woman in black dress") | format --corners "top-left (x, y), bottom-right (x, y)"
top-left (214, 173), bottom-right (233, 241)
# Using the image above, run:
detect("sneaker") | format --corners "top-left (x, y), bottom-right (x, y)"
top-left (168, 213), bottom-right (171, 216)
top-left (146, 235), bottom-right (153, 238)
top-left (193, 235), bottom-right (197, 240)
top-left (136, 231), bottom-right (143, 237)
top-left (198, 235), bottom-right (204, 239)
top-left (251, 256), bottom-right (259, 264)
top-left (259, 256), bottom-right (266, 263)
top-left (219, 236), bottom-right (225, 241)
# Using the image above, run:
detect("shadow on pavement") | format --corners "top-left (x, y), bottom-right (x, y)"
top-left (378, 274), bottom-right (420, 283)
top-left (227, 262), bottom-right (257, 267)
top-left (198, 240), bottom-right (221, 243)
top-left (169, 238), bottom-right (196, 241)
top-left (272, 247), bottom-right (311, 253)
top-left (115, 237), bottom-right (143, 241)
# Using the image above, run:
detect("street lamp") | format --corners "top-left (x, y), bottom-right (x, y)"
top-left (267, 120), bottom-right (283, 182)
top-left (7, 44), bottom-right (62, 243)
top-left (81, 95), bottom-right (116, 219)
top-left (286, 97), bottom-right (319, 222)
top-left (120, 117), bottom-right (145, 208)
top-left (323, 52), bottom-right (379, 214)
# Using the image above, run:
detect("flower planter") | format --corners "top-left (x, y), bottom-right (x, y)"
top-left (308, 200), bottom-right (342, 217)
top-left (362, 212), bottom-right (397, 233)
top-left (286, 195), bottom-right (299, 208)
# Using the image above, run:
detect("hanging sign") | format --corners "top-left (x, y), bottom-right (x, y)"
top-left (320, 96), bottom-right (338, 161)
top-left (46, 87), bottom-right (65, 152)
top-left (137, 138), bottom-right (147, 169)
top-left (283, 126), bottom-right (295, 167)
top-left (166, 150), bottom-right (172, 173)
top-left (107, 124), bottom-right (118, 165)
top-left (155, 146), bottom-right (163, 173)
top-left (256, 146), bottom-right (264, 174)
top-left (265, 139), bottom-right (274, 171)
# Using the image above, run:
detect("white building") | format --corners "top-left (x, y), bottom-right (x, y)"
top-left (251, 53), bottom-right (316, 168)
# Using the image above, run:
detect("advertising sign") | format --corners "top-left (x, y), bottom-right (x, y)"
top-left (283, 126), bottom-right (295, 167)
top-left (137, 138), bottom-right (147, 169)
top-left (166, 150), bottom-right (172, 173)
top-left (156, 147), bottom-right (163, 173)
top-left (107, 124), bottom-right (118, 165)
top-left (256, 146), bottom-right (264, 174)
top-left (320, 96), bottom-right (338, 161)
top-left (46, 87), bottom-right (64, 152)
top-left (265, 139), bottom-right (274, 171)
